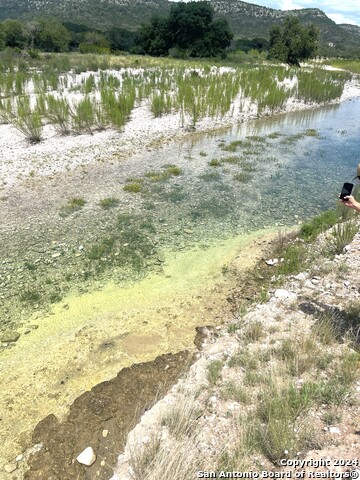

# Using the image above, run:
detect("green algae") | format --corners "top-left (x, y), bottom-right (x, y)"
top-left (0, 228), bottom-right (277, 468)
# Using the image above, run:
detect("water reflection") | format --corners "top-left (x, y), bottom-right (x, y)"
top-left (135, 98), bottom-right (360, 240)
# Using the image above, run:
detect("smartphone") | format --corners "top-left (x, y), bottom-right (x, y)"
top-left (339, 182), bottom-right (354, 200)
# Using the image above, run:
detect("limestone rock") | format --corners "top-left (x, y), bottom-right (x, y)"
top-left (304, 279), bottom-right (317, 290)
top-left (76, 447), bottom-right (96, 466)
top-left (4, 463), bottom-right (17, 473)
top-left (273, 289), bottom-right (297, 304)
top-left (1, 331), bottom-right (20, 343)
top-left (265, 258), bottom-right (278, 266)
top-left (294, 272), bottom-right (308, 281)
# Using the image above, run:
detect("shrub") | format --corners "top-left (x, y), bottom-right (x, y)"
top-left (207, 360), bottom-right (224, 385)
top-left (123, 182), bottom-right (143, 193)
top-left (98, 197), bottom-right (119, 209)
top-left (59, 197), bottom-right (86, 217)
top-left (325, 220), bottom-right (358, 256)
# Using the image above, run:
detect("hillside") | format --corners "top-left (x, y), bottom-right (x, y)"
top-left (0, 0), bottom-right (359, 55)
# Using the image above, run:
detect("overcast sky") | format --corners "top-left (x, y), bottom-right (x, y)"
top-left (235, 0), bottom-right (360, 26)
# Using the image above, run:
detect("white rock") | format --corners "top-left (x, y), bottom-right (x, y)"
top-left (329, 426), bottom-right (340, 434)
top-left (265, 259), bottom-right (275, 266)
top-left (15, 454), bottom-right (24, 462)
top-left (304, 280), bottom-right (317, 290)
top-left (76, 447), bottom-right (97, 466)
top-left (274, 289), bottom-right (297, 304)
top-left (102, 429), bottom-right (109, 438)
top-left (4, 463), bottom-right (17, 473)
top-left (294, 272), bottom-right (308, 282)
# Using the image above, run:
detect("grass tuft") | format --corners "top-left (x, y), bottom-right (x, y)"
top-left (59, 197), bottom-right (86, 217)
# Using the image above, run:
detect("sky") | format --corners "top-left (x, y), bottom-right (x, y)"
top-left (239, 0), bottom-right (360, 26)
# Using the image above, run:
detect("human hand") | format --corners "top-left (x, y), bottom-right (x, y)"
top-left (341, 195), bottom-right (360, 211)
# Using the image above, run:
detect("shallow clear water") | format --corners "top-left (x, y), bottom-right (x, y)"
top-left (1, 98), bottom-right (360, 330)
top-left (1, 98), bottom-right (360, 470)
top-left (132, 98), bottom-right (360, 241)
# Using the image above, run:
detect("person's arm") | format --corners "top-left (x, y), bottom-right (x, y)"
top-left (341, 195), bottom-right (360, 212)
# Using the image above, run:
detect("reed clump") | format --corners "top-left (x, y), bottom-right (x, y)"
top-left (0, 54), bottom-right (352, 141)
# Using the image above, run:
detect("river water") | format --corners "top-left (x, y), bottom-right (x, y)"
top-left (138, 98), bottom-right (360, 239)
top-left (0, 97), bottom-right (360, 473)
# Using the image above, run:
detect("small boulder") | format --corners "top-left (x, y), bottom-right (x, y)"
top-left (265, 258), bottom-right (279, 266)
top-left (76, 447), bottom-right (96, 466)
top-left (1, 331), bottom-right (20, 343)
top-left (4, 463), bottom-right (17, 473)
top-left (294, 272), bottom-right (308, 281)
top-left (274, 289), bottom-right (297, 304)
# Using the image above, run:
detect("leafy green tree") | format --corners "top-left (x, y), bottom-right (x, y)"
top-left (136, 1), bottom-right (232, 58)
top-left (268, 16), bottom-right (319, 66)
top-left (235, 37), bottom-right (269, 53)
top-left (106, 27), bottom-right (136, 52)
top-left (79, 31), bottom-right (110, 54)
top-left (168, 1), bottom-right (213, 50)
top-left (2, 19), bottom-right (26, 49)
top-left (136, 16), bottom-right (172, 56)
top-left (0, 25), bottom-right (5, 50)
top-left (25, 21), bottom-right (41, 50)
top-left (34, 19), bottom-right (71, 52)
top-left (168, 2), bottom-right (232, 57)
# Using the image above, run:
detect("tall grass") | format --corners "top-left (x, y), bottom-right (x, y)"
top-left (0, 96), bottom-right (43, 143)
top-left (297, 69), bottom-right (351, 103)
top-left (0, 53), bottom-right (352, 140)
top-left (45, 95), bottom-right (71, 134)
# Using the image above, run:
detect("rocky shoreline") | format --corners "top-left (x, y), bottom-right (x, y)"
top-left (111, 228), bottom-right (360, 480)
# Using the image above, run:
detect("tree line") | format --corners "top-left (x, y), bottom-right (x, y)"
top-left (0, 2), bottom-right (318, 64)
top-left (0, 17), bottom-right (137, 54)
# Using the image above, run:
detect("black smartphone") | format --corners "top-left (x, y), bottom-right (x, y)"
top-left (339, 182), bottom-right (354, 200)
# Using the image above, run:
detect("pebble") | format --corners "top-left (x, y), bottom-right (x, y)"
top-left (273, 289), bottom-right (297, 304)
top-left (294, 272), bottom-right (308, 281)
top-left (265, 258), bottom-right (278, 266)
top-left (304, 279), bottom-right (317, 290)
top-left (4, 463), bottom-right (17, 473)
top-left (183, 229), bottom-right (193, 234)
top-left (102, 429), bottom-right (109, 438)
top-left (329, 426), bottom-right (340, 434)
top-left (76, 447), bottom-right (96, 466)
top-left (0, 331), bottom-right (20, 343)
